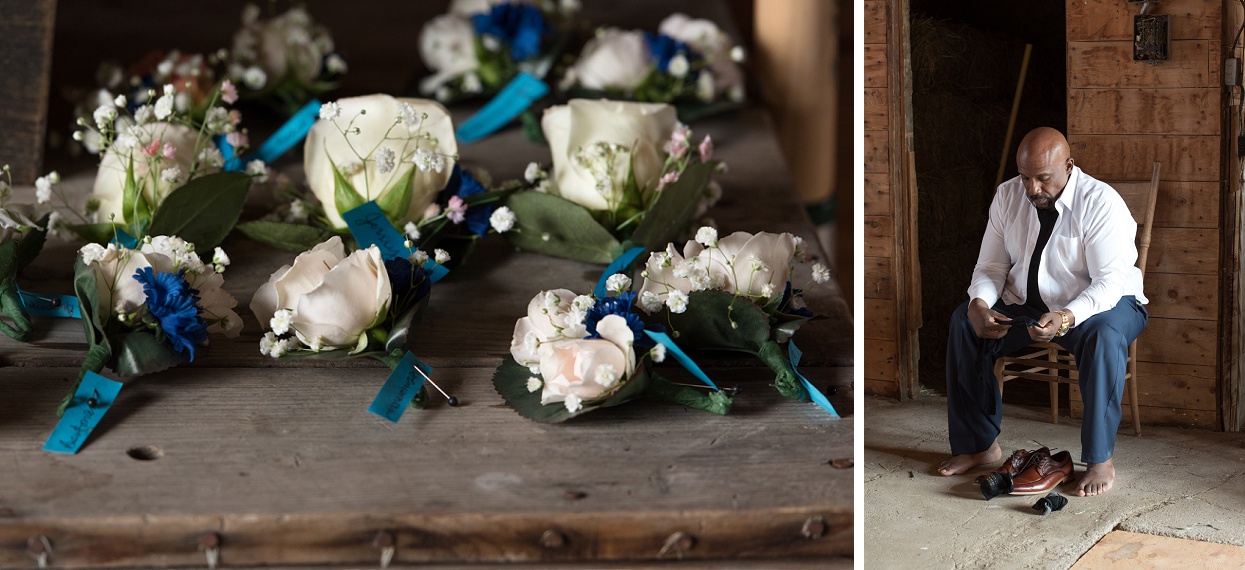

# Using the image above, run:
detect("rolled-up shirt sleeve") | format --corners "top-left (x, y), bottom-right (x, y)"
top-left (967, 188), bottom-right (1013, 307)
top-left (1062, 193), bottom-right (1139, 325)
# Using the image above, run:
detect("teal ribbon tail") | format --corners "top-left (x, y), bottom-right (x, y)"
top-left (758, 340), bottom-right (808, 401)
top-left (646, 374), bottom-right (732, 415)
top-left (58, 344), bottom-right (111, 418)
top-left (0, 279), bottom-right (33, 342)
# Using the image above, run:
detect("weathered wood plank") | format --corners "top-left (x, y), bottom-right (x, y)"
top-left (1108, 180), bottom-right (1218, 229)
top-left (864, 379), bottom-right (900, 399)
top-left (1143, 272), bottom-right (1217, 321)
top-left (1146, 227), bottom-right (1219, 275)
top-left (864, 87), bottom-right (888, 132)
top-left (863, 256), bottom-right (893, 300)
top-left (1068, 0), bottom-right (1221, 42)
top-left (1071, 361), bottom-right (1217, 411)
top-left (863, 173), bottom-right (892, 216)
top-left (1069, 135), bottom-right (1220, 182)
top-left (863, 131), bottom-right (889, 173)
top-left (864, 44), bottom-right (886, 88)
top-left (865, 339), bottom-right (898, 382)
top-left (1137, 317), bottom-right (1217, 366)
top-left (1068, 41), bottom-right (1216, 88)
top-left (863, 0), bottom-right (886, 44)
top-left (863, 216), bottom-right (894, 258)
top-left (0, 0), bottom-right (56, 184)
top-left (1068, 401), bottom-right (1218, 430)
top-left (1068, 88), bottom-right (1218, 136)
top-left (863, 298), bottom-right (897, 341)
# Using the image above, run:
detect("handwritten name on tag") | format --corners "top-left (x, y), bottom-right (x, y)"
top-left (342, 201), bottom-right (449, 284)
top-left (19, 290), bottom-right (81, 318)
top-left (368, 351), bottom-right (432, 423)
top-left (43, 372), bottom-right (124, 454)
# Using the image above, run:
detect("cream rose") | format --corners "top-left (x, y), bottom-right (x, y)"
top-left (304, 95), bottom-right (457, 230)
top-left (92, 122), bottom-right (216, 225)
top-left (250, 236), bottom-right (391, 351)
top-left (537, 314), bottom-right (637, 410)
top-left (418, 15), bottom-right (480, 94)
top-left (637, 231), bottom-right (798, 311)
top-left (541, 99), bottom-right (677, 211)
top-left (572, 29), bottom-right (652, 91)
top-left (234, 6), bottom-right (329, 85)
top-left (79, 237), bottom-right (242, 337)
top-left (658, 13), bottom-right (743, 95)
top-left (509, 288), bottom-right (589, 369)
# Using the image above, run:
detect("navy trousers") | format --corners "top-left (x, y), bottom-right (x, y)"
top-left (946, 296), bottom-right (1148, 464)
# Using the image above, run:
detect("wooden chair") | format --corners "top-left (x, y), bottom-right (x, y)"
top-left (993, 161), bottom-right (1160, 436)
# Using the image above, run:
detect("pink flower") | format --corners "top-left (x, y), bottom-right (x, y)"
top-left (664, 139), bottom-right (688, 159)
top-left (220, 80), bottom-right (238, 104)
top-left (161, 143), bottom-right (177, 161)
top-left (141, 138), bottom-right (161, 158)
top-left (446, 195), bottom-right (467, 224)
top-left (227, 131), bottom-right (249, 149)
top-left (672, 123), bottom-right (691, 143)
top-left (424, 203), bottom-right (442, 219)
top-left (228, 110), bottom-right (242, 126)
top-left (656, 171), bottom-right (679, 192)
top-left (698, 134), bottom-right (713, 162)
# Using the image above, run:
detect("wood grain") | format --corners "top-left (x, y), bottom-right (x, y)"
top-left (863, 173), bottom-right (892, 216)
top-left (864, 44), bottom-right (886, 88)
top-left (1109, 180), bottom-right (1218, 229)
top-left (1067, 0), bottom-right (1221, 42)
top-left (863, 0), bottom-right (886, 44)
top-left (1070, 135), bottom-right (1221, 182)
top-left (1071, 361), bottom-right (1217, 411)
top-left (0, 0), bottom-right (56, 184)
top-left (862, 216), bottom-right (894, 258)
top-left (1069, 88), bottom-right (1219, 135)
top-left (863, 299), bottom-right (897, 341)
top-left (865, 339), bottom-right (898, 382)
top-left (1143, 272), bottom-right (1218, 321)
top-left (863, 131), bottom-right (889, 174)
top-left (863, 379), bottom-right (899, 399)
top-left (863, 87), bottom-right (888, 132)
top-left (1147, 227), bottom-right (1219, 275)
top-left (863, 256), bottom-right (893, 300)
top-left (1068, 41), bottom-right (1217, 89)
top-left (1137, 317), bottom-right (1217, 366)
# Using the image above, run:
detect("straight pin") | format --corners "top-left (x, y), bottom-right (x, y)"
top-left (412, 364), bottom-right (459, 406)
top-left (671, 382), bottom-right (740, 396)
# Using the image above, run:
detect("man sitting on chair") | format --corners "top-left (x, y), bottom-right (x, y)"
top-left (935, 127), bottom-right (1149, 496)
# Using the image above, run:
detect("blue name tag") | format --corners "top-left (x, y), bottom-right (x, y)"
top-left (455, 73), bottom-right (549, 144)
top-left (18, 289), bottom-right (81, 318)
top-left (643, 330), bottom-right (718, 391)
top-left (368, 350), bottom-right (432, 423)
top-left (594, 246), bottom-right (647, 299)
top-left (790, 341), bottom-right (839, 418)
top-left (43, 372), bottom-right (124, 454)
top-left (110, 228), bottom-right (138, 249)
top-left (342, 201), bottom-right (449, 284)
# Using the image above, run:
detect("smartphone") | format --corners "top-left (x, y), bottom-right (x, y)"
top-left (997, 317), bottom-right (1041, 328)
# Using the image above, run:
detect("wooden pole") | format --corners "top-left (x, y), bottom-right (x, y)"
top-left (995, 43), bottom-right (1033, 189)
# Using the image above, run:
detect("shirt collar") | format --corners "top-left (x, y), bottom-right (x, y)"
top-left (1053, 166), bottom-right (1080, 213)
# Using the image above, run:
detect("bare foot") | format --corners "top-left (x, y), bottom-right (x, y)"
top-left (937, 441), bottom-right (1002, 476)
top-left (1077, 458), bottom-right (1115, 496)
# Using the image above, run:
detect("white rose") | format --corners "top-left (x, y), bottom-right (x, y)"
top-left (418, 14), bottom-right (480, 94)
top-left (658, 13), bottom-right (743, 95)
top-left (537, 314), bottom-right (637, 407)
top-left (509, 288), bottom-right (582, 368)
top-left (635, 244), bottom-right (694, 313)
top-left (303, 95), bottom-right (457, 230)
top-left (572, 29), bottom-right (652, 91)
top-left (254, 8), bottom-right (325, 84)
top-left (684, 231), bottom-right (797, 297)
top-left (541, 99), bottom-right (677, 211)
top-left (91, 122), bottom-right (217, 225)
top-left (250, 236), bottom-right (392, 351)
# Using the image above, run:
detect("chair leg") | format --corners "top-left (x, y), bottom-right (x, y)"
top-left (1047, 348), bottom-right (1059, 424)
top-left (1129, 343), bottom-right (1141, 435)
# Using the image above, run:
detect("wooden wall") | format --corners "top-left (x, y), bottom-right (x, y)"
top-left (1065, 0), bottom-right (1223, 429)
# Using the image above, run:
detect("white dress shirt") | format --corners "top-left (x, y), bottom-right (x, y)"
top-left (967, 166), bottom-right (1148, 327)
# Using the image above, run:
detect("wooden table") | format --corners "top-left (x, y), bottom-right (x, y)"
top-left (0, 104), bottom-right (853, 567)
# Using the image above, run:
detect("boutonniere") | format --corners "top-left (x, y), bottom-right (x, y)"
top-left (0, 165), bottom-right (49, 341)
top-left (228, 3), bottom-right (347, 116)
top-left (503, 98), bottom-right (721, 264)
top-left (63, 235), bottom-right (243, 414)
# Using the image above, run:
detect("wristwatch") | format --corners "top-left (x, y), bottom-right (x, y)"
top-left (1055, 310), bottom-right (1071, 337)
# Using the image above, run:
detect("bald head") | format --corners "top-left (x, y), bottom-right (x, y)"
top-left (1015, 127), bottom-right (1074, 210)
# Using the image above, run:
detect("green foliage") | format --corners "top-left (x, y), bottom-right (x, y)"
top-left (329, 153), bottom-right (366, 216)
top-left (375, 166), bottom-right (415, 223)
top-left (628, 161), bottom-right (713, 250)
top-left (504, 192), bottom-right (619, 264)
top-left (148, 172), bottom-right (250, 251)
top-left (236, 221), bottom-right (337, 253)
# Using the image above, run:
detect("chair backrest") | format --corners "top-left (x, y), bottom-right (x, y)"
top-left (1103, 161), bottom-right (1161, 277)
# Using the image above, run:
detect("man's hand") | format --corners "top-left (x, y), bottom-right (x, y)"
top-left (967, 299), bottom-right (1010, 339)
top-left (1029, 312), bottom-right (1062, 342)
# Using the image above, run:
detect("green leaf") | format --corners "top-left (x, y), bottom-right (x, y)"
top-left (73, 257), bottom-right (110, 355)
top-left (503, 192), bottom-right (620, 264)
top-left (385, 296), bottom-right (430, 354)
top-left (375, 166), bottom-right (415, 223)
top-left (14, 213), bottom-right (49, 272)
top-left (236, 221), bottom-right (336, 252)
top-left (110, 331), bottom-right (189, 378)
top-left (148, 172), bottom-right (250, 251)
top-left (121, 158), bottom-right (150, 227)
top-left (629, 161), bottom-right (713, 250)
top-left (68, 223), bottom-right (122, 245)
top-left (329, 153), bottom-right (366, 216)
top-left (758, 340), bottom-right (808, 401)
top-left (644, 373), bottom-right (733, 414)
top-left (493, 358), bottom-right (654, 423)
top-left (657, 290), bottom-right (772, 354)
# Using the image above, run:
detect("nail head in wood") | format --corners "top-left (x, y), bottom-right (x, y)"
top-left (26, 536), bottom-right (48, 555)
top-left (540, 529), bottom-right (567, 549)
top-left (198, 532), bottom-right (221, 549)
top-left (802, 516), bottom-right (827, 539)
top-left (373, 530), bottom-right (395, 549)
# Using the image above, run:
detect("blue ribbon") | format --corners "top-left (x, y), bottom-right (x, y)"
top-left (789, 341), bottom-right (839, 418)
top-left (368, 350), bottom-right (432, 423)
top-left (643, 330), bottom-right (718, 391)
top-left (18, 289), bottom-right (81, 318)
top-left (342, 201), bottom-right (449, 284)
top-left (455, 73), bottom-right (549, 144)
top-left (216, 135), bottom-right (244, 172)
top-left (594, 246), bottom-right (646, 299)
top-left (109, 228), bottom-right (138, 249)
top-left (252, 99), bottom-right (322, 164)
top-left (43, 372), bottom-right (124, 454)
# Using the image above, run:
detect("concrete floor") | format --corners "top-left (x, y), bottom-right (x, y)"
top-left (865, 394), bottom-right (1245, 569)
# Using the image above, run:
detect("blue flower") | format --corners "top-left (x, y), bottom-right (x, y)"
top-left (133, 267), bottom-right (208, 359)
top-left (384, 257), bottom-right (432, 314)
top-left (438, 164), bottom-right (493, 236)
top-left (472, 4), bottom-right (550, 61)
top-left (644, 33), bottom-right (699, 73)
top-left (586, 291), bottom-right (660, 348)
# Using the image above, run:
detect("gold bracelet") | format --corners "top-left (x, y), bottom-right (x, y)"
top-left (1055, 310), bottom-right (1071, 337)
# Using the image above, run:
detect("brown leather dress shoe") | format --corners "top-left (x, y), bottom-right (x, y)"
top-left (974, 447), bottom-right (1049, 486)
top-left (1011, 450), bottom-right (1074, 495)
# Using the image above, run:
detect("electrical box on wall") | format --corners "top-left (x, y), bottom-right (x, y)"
top-left (1134, 13), bottom-right (1170, 61)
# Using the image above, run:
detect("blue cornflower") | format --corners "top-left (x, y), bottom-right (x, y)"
top-left (644, 33), bottom-right (698, 73)
top-left (133, 267), bottom-right (208, 359)
top-left (586, 291), bottom-right (658, 348)
top-left (472, 4), bottom-right (550, 61)
top-left (438, 164), bottom-right (493, 236)
top-left (384, 257), bottom-right (432, 314)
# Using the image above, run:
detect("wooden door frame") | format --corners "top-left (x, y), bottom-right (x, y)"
top-left (889, 0), bottom-right (921, 399)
